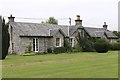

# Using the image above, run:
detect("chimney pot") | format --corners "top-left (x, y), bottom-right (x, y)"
top-left (8, 14), bottom-right (15, 22)
top-left (75, 15), bottom-right (82, 26)
top-left (103, 22), bottom-right (108, 29)
top-left (76, 15), bottom-right (80, 20)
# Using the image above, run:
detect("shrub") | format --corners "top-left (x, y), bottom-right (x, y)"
top-left (25, 43), bottom-right (32, 53)
top-left (47, 47), bottom-right (53, 53)
top-left (64, 39), bottom-right (72, 52)
top-left (110, 43), bottom-right (120, 50)
top-left (53, 47), bottom-right (66, 54)
top-left (72, 45), bottom-right (82, 52)
top-left (94, 39), bottom-right (110, 53)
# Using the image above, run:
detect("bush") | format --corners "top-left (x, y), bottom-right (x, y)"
top-left (64, 39), bottom-right (72, 52)
top-left (72, 45), bottom-right (82, 52)
top-left (47, 47), bottom-right (53, 53)
top-left (94, 39), bottom-right (110, 53)
top-left (53, 47), bottom-right (66, 54)
top-left (110, 43), bottom-right (120, 50)
top-left (25, 43), bottom-right (32, 53)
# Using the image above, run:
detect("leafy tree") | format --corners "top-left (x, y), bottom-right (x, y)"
top-left (76, 31), bottom-right (94, 52)
top-left (113, 31), bottom-right (120, 38)
top-left (42, 17), bottom-right (58, 25)
top-left (2, 18), bottom-right (10, 60)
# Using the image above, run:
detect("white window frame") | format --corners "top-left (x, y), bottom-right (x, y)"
top-left (56, 38), bottom-right (61, 47)
top-left (33, 38), bottom-right (39, 52)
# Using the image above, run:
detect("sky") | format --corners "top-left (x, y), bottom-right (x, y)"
top-left (0, 0), bottom-right (119, 31)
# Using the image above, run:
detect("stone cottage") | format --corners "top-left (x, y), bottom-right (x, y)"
top-left (8, 15), bottom-right (118, 54)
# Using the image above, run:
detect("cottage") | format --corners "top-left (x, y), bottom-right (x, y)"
top-left (8, 15), bottom-right (118, 54)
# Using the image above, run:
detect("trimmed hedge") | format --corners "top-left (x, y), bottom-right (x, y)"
top-left (94, 39), bottom-right (110, 53)
top-left (53, 47), bottom-right (66, 54)
top-left (110, 43), bottom-right (120, 50)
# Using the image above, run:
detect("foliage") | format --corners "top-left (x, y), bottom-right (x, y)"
top-left (42, 17), bottom-right (58, 25)
top-left (94, 39), bottom-right (110, 53)
top-left (110, 42), bottom-right (120, 50)
top-left (64, 39), bottom-right (72, 52)
top-left (47, 47), bottom-right (53, 53)
top-left (25, 43), bottom-right (32, 53)
top-left (72, 45), bottom-right (82, 52)
top-left (53, 47), bottom-right (66, 54)
top-left (2, 18), bottom-right (10, 60)
top-left (76, 31), bottom-right (95, 52)
top-left (113, 31), bottom-right (120, 38)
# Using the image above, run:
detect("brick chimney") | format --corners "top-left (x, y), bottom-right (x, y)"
top-left (103, 22), bottom-right (108, 29)
top-left (8, 14), bottom-right (15, 22)
top-left (75, 15), bottom-right (82, 26)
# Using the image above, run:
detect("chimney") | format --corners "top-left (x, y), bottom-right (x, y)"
top-left (103, 22), bottom-right (108, 29)
top-left (8, 14), bottom-right (15, 22)
top-left (75, 15), bottom-right (82, 26)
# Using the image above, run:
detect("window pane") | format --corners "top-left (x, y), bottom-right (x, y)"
top-left (36, 39), bottom-right (38, 51)
top-left (33, 39), bottom-right (35, 51)
top-left (56, 38), bottom-right (60, 47)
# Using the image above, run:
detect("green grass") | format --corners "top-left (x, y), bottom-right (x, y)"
top-left (2, 51), bottom-right (118, 78)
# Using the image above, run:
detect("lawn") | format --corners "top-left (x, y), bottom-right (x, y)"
top-left (2, 51), bottom-right (118, 78)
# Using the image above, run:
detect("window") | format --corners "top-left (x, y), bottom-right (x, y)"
top-left (70, 38), bottom-right (74, 47)
top-left (33, 38), bottom-right (39, 52)
top-left (56, 38), bottom-right (61, 47)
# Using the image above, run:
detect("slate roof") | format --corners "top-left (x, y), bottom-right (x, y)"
top-left (50, 28), bottom-right (66, 37)
top-left (84, 27), bottom-right (118, 39)
top-left (69, 25), bottom-right (83, 36)
top-left (10, 22), bottom-right (69, 37)
top-left (10, 22), bottom-right (118, 39)
top-left (105, 31), bottom-right (118, 39)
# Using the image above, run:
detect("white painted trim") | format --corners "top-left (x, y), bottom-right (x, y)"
top-left (55, 38), bottom-right (61, 47)
top-left (72, 38), bottom-right (74, 47)
top-left (33, 38), bottom-right (39, 52)
top-left (59, 38), bottom-right (62, 47)
top-left (70, 37), bottom-right (75, 47)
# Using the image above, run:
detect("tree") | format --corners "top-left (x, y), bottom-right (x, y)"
top-left (76, 31), bottom-right (94, 52)
top-left (41, 17), bottom-right (58, 25)
top-left (2, 18), bottom-right (10, 60)
top-left (113, 31), bottom-right (120, 38)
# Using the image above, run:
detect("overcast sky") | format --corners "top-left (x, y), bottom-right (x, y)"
top-left (0, 0), bottom-right (119, 31)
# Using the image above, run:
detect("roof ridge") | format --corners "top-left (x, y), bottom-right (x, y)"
top-left (84, 27), bottom-right (104, 29)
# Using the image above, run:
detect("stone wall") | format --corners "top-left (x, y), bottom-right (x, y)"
top-left (52, 31), bottom-right (64, 47)
top-left (8, 25), bottom-right (65, 54)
